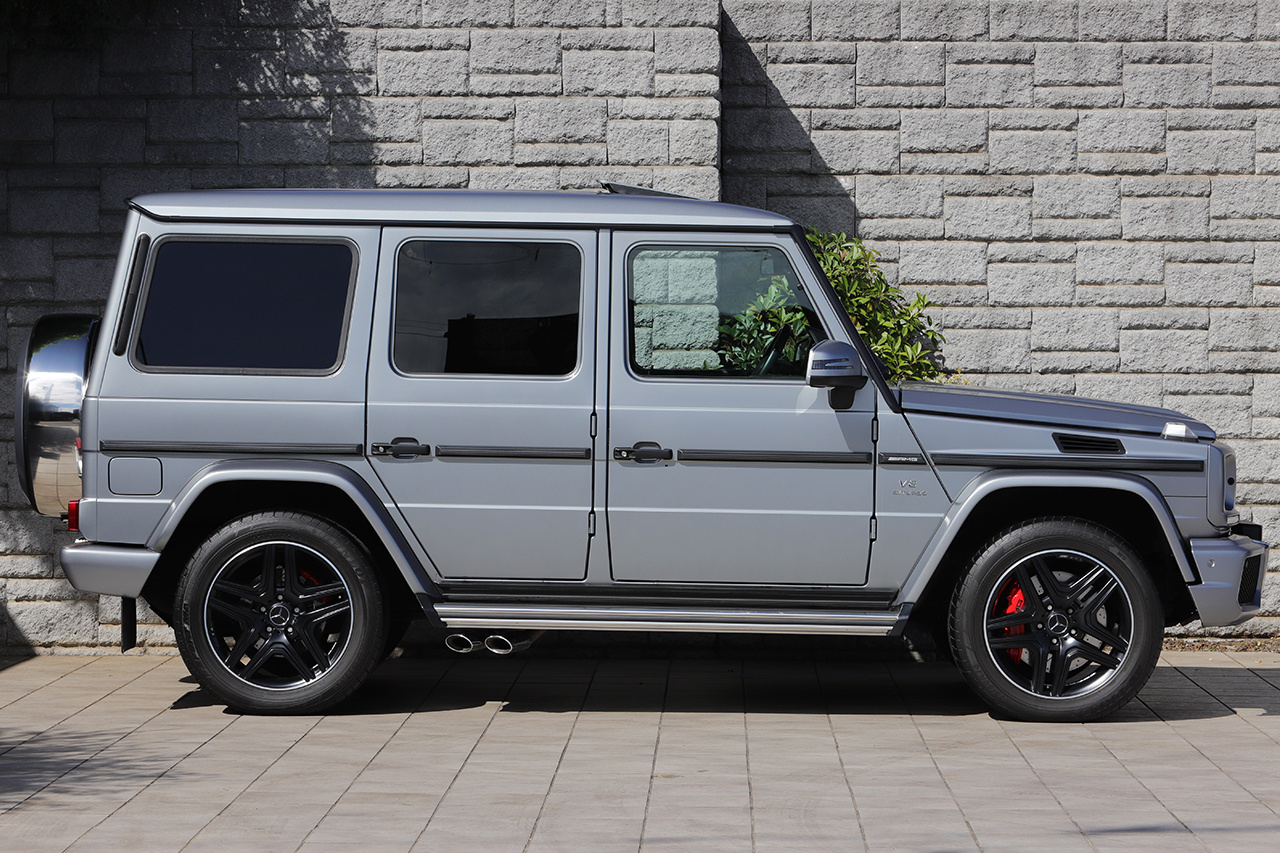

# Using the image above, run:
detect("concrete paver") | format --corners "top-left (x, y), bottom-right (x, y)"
top-left (1, 650), bottom-right (1280, 851)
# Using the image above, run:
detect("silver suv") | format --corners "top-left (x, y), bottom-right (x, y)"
top-left (15, 188), bottom-right (1267, 721)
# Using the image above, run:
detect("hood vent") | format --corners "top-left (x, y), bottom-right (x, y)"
top-left (1053, 433), bottom-right (1125, 455)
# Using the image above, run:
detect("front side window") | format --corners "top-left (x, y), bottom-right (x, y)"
top-left (628, 245), bottom-right (825, 378)
top-left (135, 240), bottom-right (354, 372)
top-left (393, 240), bottom-right (581, 376)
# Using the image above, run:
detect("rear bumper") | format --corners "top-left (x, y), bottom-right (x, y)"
top-left (60, 540), bottom-right (160, 599)
top-left (1187, 530), bottom-right (1269, 627)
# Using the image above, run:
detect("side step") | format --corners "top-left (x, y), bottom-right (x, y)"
top-left (433, 603), bottom-right (907, 636)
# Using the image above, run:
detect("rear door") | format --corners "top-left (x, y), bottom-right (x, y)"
top-left (366, 228), bottom-right (597, 581)
top-left (605, 233), bottom-right (876, 586)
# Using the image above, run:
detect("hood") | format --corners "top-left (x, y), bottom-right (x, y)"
top-left (897, 383), bottom-right (1216, 440)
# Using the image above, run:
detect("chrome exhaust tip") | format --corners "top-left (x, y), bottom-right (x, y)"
top-left (483, 630), bottom-right (544, 655)
top-left (444, 633), bottom-right (479, 654)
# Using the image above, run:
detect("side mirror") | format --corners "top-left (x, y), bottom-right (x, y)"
top-left (806, 340), bottom-right (867, 390)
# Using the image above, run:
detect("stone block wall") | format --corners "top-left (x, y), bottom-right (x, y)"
top-left (4, 0), bottom-right (1280, 647)
top-left (632, 249), bottom-right (725, 370)
top-left (0, 0), bottom-right (720, 650)
top-left (720, 0), bottom-right (1280, 633)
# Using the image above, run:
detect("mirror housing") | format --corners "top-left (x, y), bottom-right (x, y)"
top-left (806, 340), bottom-right (867, 390)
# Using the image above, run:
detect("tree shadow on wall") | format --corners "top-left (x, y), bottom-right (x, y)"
top-left (27, 0), bottom-right (388, 206)
top-left (719, 14), bottom-right (860, 234)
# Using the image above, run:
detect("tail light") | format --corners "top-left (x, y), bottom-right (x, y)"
top-left (67, 500), bottom-right (79, 532)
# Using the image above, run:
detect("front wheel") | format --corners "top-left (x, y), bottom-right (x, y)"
top-left (175, 512), bottom-right (387, 714)
top-left (948, 517), bottom-right (1163, 722)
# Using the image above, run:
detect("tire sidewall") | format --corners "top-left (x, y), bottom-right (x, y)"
top-left (950, 518), bottom-right (1163, 723)
top-left (175, 512), bottom-right (386, 714)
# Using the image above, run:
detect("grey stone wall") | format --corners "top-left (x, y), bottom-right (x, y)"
top-left (3, 0), bottom-right (1280, 648)
top-left (720, 0), bottom-right (1280, 634)
top-left (0, 0), bottom-right (720, 650)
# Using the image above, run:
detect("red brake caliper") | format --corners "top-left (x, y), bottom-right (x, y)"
top-left (1003, 584), bottom-right (1026, 664)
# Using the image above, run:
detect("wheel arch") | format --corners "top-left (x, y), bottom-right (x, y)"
top-left (140, 459), bottom-right (438, 624)
top-left (901, 471), bottom-right (1198, 640)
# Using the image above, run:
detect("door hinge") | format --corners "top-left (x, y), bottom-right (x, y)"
top-left (588, 510), bottom-right (596, 537)
top-left (590, 412), bottom-right (598, 437)
top-left (870, 516), bottom-right (878, 541)
top-left (872, 417), bottom-right (879, 443)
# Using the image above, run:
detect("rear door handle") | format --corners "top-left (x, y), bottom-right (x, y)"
top-left (614, 441), bottom-right (673, 463)
top-left (371, 437), bottom-right (430, 459)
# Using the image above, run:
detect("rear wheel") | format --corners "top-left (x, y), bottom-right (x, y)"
top-left (175, 512), bottom-right (386, 714)
top-left (948, 517), bottom-right (1163, 722)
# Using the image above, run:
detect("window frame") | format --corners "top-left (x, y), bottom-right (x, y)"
top-left (127, 234), bottom-right (360, 377)
top-left (388, 234), bottom-right (588, 381)
top-left (623, 240), bottom-right (831, 383)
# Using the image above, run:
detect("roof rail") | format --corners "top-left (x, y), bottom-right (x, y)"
top-left (599, 181), bottom-right (694, 200)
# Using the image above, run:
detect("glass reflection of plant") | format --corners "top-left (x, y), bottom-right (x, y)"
top-left (717, 276), bottom-right (812, 375)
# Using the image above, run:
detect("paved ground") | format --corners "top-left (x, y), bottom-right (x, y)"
top-left (3, 649), bottom-right (1280, 852)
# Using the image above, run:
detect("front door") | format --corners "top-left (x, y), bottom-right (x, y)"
top-left (606, 233), bottom-right (875, 586)
top-left (366, 228), bottom-right (597, 581)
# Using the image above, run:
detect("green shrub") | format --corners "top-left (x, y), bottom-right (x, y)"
top-left (716, 276), bottom-right (810, 373)
top-left (806, 229), bottom-right (945, 382)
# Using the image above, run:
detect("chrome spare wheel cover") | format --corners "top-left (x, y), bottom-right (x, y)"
top-left (16, 314), bottom-right (97, 517)
top-left (983, 549), bottom-right (1135, 700)
top-left (203, 541), bottom-right (355, 692)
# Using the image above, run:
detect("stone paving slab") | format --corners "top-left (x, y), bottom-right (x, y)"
top-left (2, 650), bottom-right (1280, 852)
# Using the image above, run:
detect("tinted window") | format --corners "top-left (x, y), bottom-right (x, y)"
top-left (135, 241), bottom-right (354, 371)
top-left (394, 240), bottom-right (581, 376)
top-left (628, 245), bottom-right (825, 378)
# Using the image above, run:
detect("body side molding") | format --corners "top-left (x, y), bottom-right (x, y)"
top-left (677, 449), bottom-right (873, 465)
top-left (930, 453), bottom-right (1203, 472)
top-left (147, 458), bottom-right (440, 602)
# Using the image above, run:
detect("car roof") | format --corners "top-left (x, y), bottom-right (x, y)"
top-left (129, 189), bottom-right (796, 231)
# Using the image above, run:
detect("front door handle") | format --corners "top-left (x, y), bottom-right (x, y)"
top-left (371, 437), bottom-right (430, 459)
top-left (614, 441), bottom-right (673, 463)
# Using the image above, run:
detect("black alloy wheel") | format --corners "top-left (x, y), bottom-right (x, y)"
top-left (175, 512), bottom-right (386, 714)
top-left (983, 549), bottom-right (1133, 699)
top-left (949, 517), bottom-right (1163, 722)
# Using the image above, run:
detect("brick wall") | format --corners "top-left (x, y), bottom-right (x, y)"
top-left (3, 0), bottom-right (1279, 648)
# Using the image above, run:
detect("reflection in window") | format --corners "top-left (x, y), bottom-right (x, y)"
top-left (628, 245), bottom-right (824, 378)
top-left (136, 241), bottom-right (354, 371)
top-left (393, 240), bottom-right (582, 376)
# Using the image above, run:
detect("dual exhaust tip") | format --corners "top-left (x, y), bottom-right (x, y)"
top-left (445, 630), bottom-right (544, 656)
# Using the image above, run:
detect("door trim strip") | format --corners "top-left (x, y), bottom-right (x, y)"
top-left (677, 449), bottom-right (873, 465)
top-left (434, 445), bottom-right (592, 460)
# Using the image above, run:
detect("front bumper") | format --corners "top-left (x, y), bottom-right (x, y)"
top-left (60, 540), bottom-right (160, 599)
top-left (1187, 528), bottom-right (1269, 627)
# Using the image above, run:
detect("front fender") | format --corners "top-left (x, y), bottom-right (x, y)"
top-left (147, 458), bottom-right (440, 600)
top-left (896, 469), bottom-right (1196, 606)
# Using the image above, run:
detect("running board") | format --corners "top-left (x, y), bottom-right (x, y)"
top-left (432, 603), bottom-right (908, 636)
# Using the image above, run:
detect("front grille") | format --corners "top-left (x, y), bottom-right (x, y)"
top-left (1053, 433), bottom-right (1125, 455)
top-left (1239, 555), bottom-right (1262, 605)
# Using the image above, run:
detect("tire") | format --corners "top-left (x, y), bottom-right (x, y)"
top-left (948, 517), bottom-right (1163, 723)
top-left (174, 512), bottom-right (387, 714)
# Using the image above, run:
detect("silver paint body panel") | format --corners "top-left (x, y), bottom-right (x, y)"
top-left (40, 189), bottom-right (1263, 636)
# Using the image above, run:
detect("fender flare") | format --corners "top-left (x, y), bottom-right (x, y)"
top-left (896, 469), bottom-right (1197, 605)
top-left (147, 458), bottom-right (441, 602)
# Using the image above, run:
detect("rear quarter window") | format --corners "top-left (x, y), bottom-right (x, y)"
top-left (133, 240), bottom-right (355, 373)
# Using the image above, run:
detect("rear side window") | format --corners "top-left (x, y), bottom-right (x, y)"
top-left (134, 240), bottom-right (355, 372)
top-left (393, 239), bottom-right (581, 376)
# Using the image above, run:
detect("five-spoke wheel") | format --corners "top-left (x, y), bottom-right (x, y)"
top-left (949, 518), bottom-right (1163, 722)
top-left (175, 512), bottom-right (386, 714)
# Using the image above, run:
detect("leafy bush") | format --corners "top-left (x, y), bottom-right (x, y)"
top-left (717, 276), bottom-right (810, 374)
top-left (806, 229), bottom-right (945, 381)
